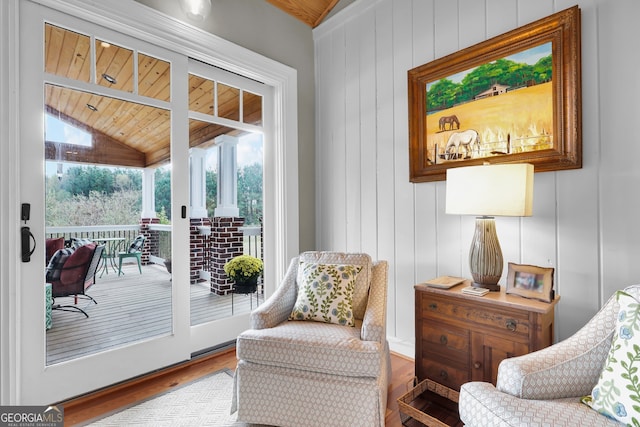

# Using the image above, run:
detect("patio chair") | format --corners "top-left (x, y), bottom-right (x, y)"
top-left (45, 237), bottom-right (64, 265)
top-left (46, 243), bottom-right (105, 318)
top-left (117, 235), bottom-right (145, 276)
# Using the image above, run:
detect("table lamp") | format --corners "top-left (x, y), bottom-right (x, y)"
top-left (446, 163), bottom-right (534, 291)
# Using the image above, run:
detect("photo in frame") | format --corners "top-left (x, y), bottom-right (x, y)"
top-left (408, 6), bottom-right (581, 182)
top-left (506, 262), bottom-right (555, 303)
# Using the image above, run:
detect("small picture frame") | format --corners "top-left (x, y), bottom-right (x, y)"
top-left (506, 263), bottom-right (555, 303)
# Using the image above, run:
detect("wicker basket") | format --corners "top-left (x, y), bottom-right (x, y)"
top-left (397, 378), bottom-right (460, 427)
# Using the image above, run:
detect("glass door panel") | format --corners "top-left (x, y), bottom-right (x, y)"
top-left (44, 84), bottom-right (173, 365)
top-left (45, 23), bottom-right (91, 83)
top-left (187, 59), bottom-right (267, 352)
top-left (217, 82), bottom-right (240, 121)
top-left (243, 90), bottom-right (263, 125)
top-left (138, 53), bottom-right (171, 102)
top-left (95, 39), bottom-right (134, 92)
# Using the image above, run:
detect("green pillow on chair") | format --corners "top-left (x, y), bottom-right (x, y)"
top-left (289, 261), bottom-right (362, 326)
top-left (582, 290), bottom-right (640, 424)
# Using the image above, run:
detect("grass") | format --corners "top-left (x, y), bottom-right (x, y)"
top-left (426, 82), bottom-right (553, 162)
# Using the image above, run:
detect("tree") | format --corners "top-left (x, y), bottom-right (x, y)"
top-left (237, 163), bottom-right (263, 225)
top-left (427, 79), bottom-right (459, 111)
top-left (205, 169), bottom-right (217, 216)
top-left (154, 168), bottom-right (171, 220)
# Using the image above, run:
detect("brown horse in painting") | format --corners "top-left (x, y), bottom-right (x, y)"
top-left (438, 115), bottom-right (460, 131)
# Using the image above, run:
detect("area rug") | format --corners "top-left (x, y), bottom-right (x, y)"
top-left (84, 369), bottom-right (253, 426)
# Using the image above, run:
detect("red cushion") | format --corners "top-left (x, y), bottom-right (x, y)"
top-left (60, 243), bottom-right (96, 284)
top-left (45, 237), bottom-right (64, 264)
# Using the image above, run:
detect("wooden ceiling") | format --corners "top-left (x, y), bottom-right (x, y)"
top-left (44, 23), bottom-right (262, 169)
top-left (266, 0), bottom-right (340, 27)
top-left (42, 2), bottom-right (339, 170)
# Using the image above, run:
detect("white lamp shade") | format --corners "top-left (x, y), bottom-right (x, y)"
top-left (446, 163), bottom-right (534, 217)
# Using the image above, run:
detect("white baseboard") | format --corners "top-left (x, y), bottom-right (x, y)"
top-left (388, 336), bottom-right (414, 359)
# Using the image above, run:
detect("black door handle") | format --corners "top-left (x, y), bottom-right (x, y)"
top-left (21, 226), bottom-right (36, 262)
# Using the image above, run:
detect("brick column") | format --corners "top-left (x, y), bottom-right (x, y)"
top-left (139, 218), bottom-right (159, 265)
top-left (210, 216), bottom-right (244, 295)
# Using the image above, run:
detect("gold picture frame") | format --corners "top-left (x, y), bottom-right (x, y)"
top-left (408, 6), bottom-right (581, 182)
top-left (506, 262), bottom-right (555, 303)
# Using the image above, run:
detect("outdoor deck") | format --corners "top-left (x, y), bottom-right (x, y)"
top-left (46, 263), bottom-right (261, 365)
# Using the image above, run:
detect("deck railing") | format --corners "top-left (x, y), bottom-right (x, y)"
top-left (46, 225), bottom-right (140, 247)
top-left (45, 223), bottom-right (262, 261)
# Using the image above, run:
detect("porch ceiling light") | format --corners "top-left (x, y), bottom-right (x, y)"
top-left (86, 103), bottom-right (98, 112)
top-left (101, 73), bottom-right (117, 84)
top-left (180, 0), bottom-right (212, 21)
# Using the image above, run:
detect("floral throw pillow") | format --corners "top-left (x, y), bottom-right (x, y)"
top-left (582, 290), bottom-right (640, 424)
top-left (289, 262), bottom-right (362, 326)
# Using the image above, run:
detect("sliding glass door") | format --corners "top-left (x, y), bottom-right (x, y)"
top-left (19, 2), bottom-right (190, 403)
top-left (186, 59), bottom-right (270, 353)
top-left (13, 0), bottom-right (291, 405)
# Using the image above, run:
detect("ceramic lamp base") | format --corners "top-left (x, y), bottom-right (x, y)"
top-left (469, 216), bottom-right (503, 291)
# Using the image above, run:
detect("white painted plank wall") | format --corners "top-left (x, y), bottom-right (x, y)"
top-left (314, 0), bottom-right (638, 345)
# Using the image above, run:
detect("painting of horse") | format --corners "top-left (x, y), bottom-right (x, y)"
top-left (438, 115), bottom-right (460, 131)
top-left (445, 129), bottom-right (480, 160)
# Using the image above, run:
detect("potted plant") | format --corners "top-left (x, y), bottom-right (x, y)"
top-left (224, 254), bottom-right (263, 294)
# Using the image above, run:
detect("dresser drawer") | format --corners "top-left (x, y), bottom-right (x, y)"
top-left (421, 320), bottom-right (469, 365)
top-left (419, 294), bottom-right (530, 337)
top-left (419, 358), bottom-right (469, 391)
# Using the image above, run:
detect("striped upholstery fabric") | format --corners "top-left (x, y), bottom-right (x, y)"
top-left (45, 247), bottom-right (74, 282)
top-left (232, 252), bottom-right (389, 427)
top-left (459, 285), bottom-right (640, 427)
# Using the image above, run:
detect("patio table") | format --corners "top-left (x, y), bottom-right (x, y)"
top-left (92, 237), bottom-right (125, 277)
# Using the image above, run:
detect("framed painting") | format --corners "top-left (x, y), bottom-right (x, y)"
top-left (505, 263), bottom-right (555, 303)
top-left (408, 6), bottom-right (581, 182)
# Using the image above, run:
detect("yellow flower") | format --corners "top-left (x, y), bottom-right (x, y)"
top-left (223, 255), bottom-right (263, 281)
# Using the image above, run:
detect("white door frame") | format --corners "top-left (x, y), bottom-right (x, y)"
top-left (0, 0), bottom-right (299, 404)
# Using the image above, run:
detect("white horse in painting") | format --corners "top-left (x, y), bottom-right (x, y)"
top-left (444, 129), bottom-right (480, 160)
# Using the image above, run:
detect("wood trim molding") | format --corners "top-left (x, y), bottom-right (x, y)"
top-left (0, 0), bottom-right (21, 406)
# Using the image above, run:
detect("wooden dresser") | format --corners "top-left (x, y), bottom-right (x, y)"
top-left (415, 280), bottom-right (559, 391)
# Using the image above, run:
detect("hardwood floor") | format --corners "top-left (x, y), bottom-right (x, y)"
top-left (61, 348), bottom-right (416, 426)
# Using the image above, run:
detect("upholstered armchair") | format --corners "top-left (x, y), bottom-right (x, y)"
top-left (459, 285), bottom-right (640, 427)
top-left (232, 251), bottom-right (390, 427)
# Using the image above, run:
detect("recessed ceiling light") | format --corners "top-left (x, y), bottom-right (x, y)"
top-left (102, 73), bottom-right (117, 84)
top-left (100, 41), bottom-right (111, 48)
top-left (86, 104), bottom-right (98, 112)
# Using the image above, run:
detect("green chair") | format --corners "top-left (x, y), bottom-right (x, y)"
top-left (117, 235), bottom-right (145, 276)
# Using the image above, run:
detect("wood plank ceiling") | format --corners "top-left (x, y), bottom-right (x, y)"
top-left (265, 0), bottom-right (340, 28)
top-left (44, 23), bottom-right (262, 169)
top-left (42, 2), bottom-right (337, 170)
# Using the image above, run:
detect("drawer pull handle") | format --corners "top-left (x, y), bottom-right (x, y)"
top-left (439, 370), bottom-right (448, 380)
top-left (440, 335), bottom-right (448, 345)
top-left (428, 303), bottom-right (438, 310)
top-left (474, 362), bottom-right (482, 369)
top-left (506, 319), bottom-right (517, 331)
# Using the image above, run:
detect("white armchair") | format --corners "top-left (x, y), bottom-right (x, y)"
top-left (232, 251), bottom-right (389, 427)
top-left (458, 286), bottom-right (640, 427)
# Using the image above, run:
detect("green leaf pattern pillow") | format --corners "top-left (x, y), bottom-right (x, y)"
top-left (289, 262), bottom-right (362, 326)
top-left (582, 290), bottom-right (640, 424)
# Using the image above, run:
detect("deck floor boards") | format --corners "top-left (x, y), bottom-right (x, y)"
top-left (46, 263), bottom-right (260, 365)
